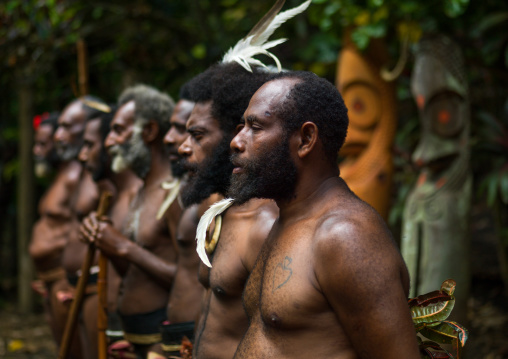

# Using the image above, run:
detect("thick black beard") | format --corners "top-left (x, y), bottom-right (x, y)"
top-left (170, 158), bottom-right (187, 179)
top-left (180, 136), bottom-right (234, 207)
top-left (227, 136), bottom-right (298, 205)
top-left (56, 143), bottom-right (81, 162)
top-left (91, 148), bottom-right (111, 182)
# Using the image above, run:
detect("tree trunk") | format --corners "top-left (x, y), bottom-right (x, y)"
top-left (16, 71), bottom-right (35, 313)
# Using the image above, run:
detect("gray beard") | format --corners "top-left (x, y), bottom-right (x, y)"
top-left (55, 144), bottom-right (80, 162)
top-left (109, 129), bottom-right (151, 179)
top-left (34, 160), bottom-right (51, 178)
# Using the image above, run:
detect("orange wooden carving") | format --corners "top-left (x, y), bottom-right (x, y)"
top-left (336, 37), bottom-right (397, 220)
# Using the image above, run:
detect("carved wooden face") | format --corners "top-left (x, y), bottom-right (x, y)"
top-left (337, 49), bottom-right (382, 159)
top-left (410, 47), bottom-right (469, 175)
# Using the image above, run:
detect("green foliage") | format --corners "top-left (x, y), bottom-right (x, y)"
top-left (410, 280), bottom-right (469, 359)
top-left (472, 100), bottom-right (508, 207)
top-left (306, 0), bottom-right (470, 50)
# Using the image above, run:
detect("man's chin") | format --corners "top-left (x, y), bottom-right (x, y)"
top-left (111, 156), bottom-right (129, 174)
top-left (34, 162), bottom-right (51, 178)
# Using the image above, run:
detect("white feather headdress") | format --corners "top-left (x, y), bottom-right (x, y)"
top-left (196, 198), bottom-right (234, 267)
top-left (221, 0), bottom-right (311, 72)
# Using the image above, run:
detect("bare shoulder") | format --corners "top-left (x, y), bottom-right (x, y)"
top-left (241, 199), bottom-right (278, 270)
top-left (63, 161), bottom-right (82, 187)
top-left (315, 195), bottom-right (396, 255)
top-left (312, 196), bottom-right (407, 293)
top-left (248, 199), bottom-right (278, 243)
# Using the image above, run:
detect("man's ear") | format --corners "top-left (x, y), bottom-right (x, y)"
top-left (297, 122), bottom-right (318, 159)
top-left (142, 120), bottom-right (160, 142)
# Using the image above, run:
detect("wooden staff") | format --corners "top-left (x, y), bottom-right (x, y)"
top-left (58, 191), bottom-right (112, 359)
top-left (97, 241), bottom-right (108, 359)
top-left (76, 38), bottom-right (88, 96)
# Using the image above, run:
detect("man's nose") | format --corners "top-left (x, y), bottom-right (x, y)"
top-left (33, 144), bottom-right (40, 157)
top-left (230, 129), bottom-right (246, 153)
top-left (53, 127), bottom-right (64, 142)
top-left (178, 136), bottom-right (192, 157)
top-left (104, 131), bottom-right (115, 149)
top-left (78, 146), bottom-right (88, 162)
top-left (163, 127), bottom-right (175, 146)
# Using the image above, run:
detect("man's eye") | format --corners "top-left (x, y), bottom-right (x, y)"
top-left (191, 132), bottom-right (203, 140)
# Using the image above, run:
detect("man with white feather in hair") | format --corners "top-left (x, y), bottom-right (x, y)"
top-left (177, 1), bottom-right (311, 358)
top-left (80, 84), bottom-right (181, 358)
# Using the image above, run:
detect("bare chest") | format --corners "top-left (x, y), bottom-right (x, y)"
top-left (198, 220), bottom-right (250, 298)
top-left (246, 228), bottom-right (327, 329)
top-left (124, 189), bottom-right (170, 249)
top-left (39, 172), bottom-right (75, 218)
top-left (75, 177), bottom-right (99, 219)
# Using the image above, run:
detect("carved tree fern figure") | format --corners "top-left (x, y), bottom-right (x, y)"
top-left (402, 35), bottom-right (471, 324)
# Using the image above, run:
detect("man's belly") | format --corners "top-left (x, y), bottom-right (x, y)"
top-left (119, 269), bottom-right (169, 315)
top-left (194, 297), bottom-right (248, 359)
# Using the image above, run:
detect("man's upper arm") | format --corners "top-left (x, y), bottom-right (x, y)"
top-left (314, 217), bottom-right (420, 359)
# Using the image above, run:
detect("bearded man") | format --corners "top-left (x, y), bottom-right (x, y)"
top-left (80, 84), bottom-right (180, 359)
top-left (176, 63), bottom-right (278, 359)
top-left (33, 112), bottom-right (60, 179)
top-left (29, 98), bottom-right (101, 358)
top-left (75, 107), bottom-right (142, 359)
top-left (230, 71), bottom-right (420, 359)
top-left (30, 111), bottom-right (60, 343)
top-left (157, 81), bottom-right (203, 357)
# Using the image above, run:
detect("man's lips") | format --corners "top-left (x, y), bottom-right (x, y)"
top-left (169, 154), bottom-right (179, 162)
top-left (231, 158), bottom-right (244, 174)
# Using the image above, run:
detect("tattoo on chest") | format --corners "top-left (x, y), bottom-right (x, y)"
top-left (271, 256), bottom-right (293, 293)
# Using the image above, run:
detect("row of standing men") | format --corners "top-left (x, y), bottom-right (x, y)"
top-left (30, 63), bottom-right (421, 359)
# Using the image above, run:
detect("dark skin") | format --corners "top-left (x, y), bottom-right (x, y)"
top-left (29, 100), bottom-right (97, 358)
top-left (178, 101), bottom-right (278, 359)
top-left (230, 79), bottom-right (420, 359)
top-left (80, 101), bottom-right (179, 322)
top-left (164, 99), bottom-right (195, 164)
top-left (33, 124), bottom-right (54, 158)
top-left (73, 118), bottom-right (142, 359)
top-left (162, 98), bottom-right (207, 323)
top-left (33, 123), bottom-right (55, 177)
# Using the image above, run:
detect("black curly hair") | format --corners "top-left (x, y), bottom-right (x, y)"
top-left (97, 106), bottom-right (116, 142)
top-left (268, 71), bottom-right (349, 164)
top-left (187, 63), bottom-right (272, 134)
top-left (40, 112), bottom-right (60, 131)
top-left (179, 80), bottom-right (194, 102)
top-left (118, 84), bottom-right (175, 139)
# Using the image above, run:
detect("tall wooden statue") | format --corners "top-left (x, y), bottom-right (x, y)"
top-left (401, 35), bottom-right (471, 323)
top-left (336, 38), bottom-right (397, 220)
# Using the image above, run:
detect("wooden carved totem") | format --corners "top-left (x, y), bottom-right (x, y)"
top-left (336, 38), bottom-right (397, 220)
top-left (401, 35), bottom-right (471, 322)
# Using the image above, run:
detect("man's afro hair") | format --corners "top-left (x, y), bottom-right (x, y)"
top-left (186, 63), bottom-right (272, 134)
top-left (268, 70), bottom-right (349, 164)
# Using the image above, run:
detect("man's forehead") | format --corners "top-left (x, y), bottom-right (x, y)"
top-left (37, 125), bottom-right (53, 136)
top-left (187, 101), bottom-right (216, 128)
top-left (250, 78), bottom-right (298, 111)
top-left (171, 100), bottom-right (195, 124)
top-left (113, 101), bottom-right (135, 125)
top-left (85, 118), bottom-right (101, 137)
top-left (59, 101), bottom-right (85, 125)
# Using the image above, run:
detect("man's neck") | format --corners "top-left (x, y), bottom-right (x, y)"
top-left (142, 146), bottom-right (171, 188)
top-left (58, 159), bottom-right (82, 174)
top-left (110, 170), bottom-right (138, 192)
top-left (276, 167), bottom-right (340, 223)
